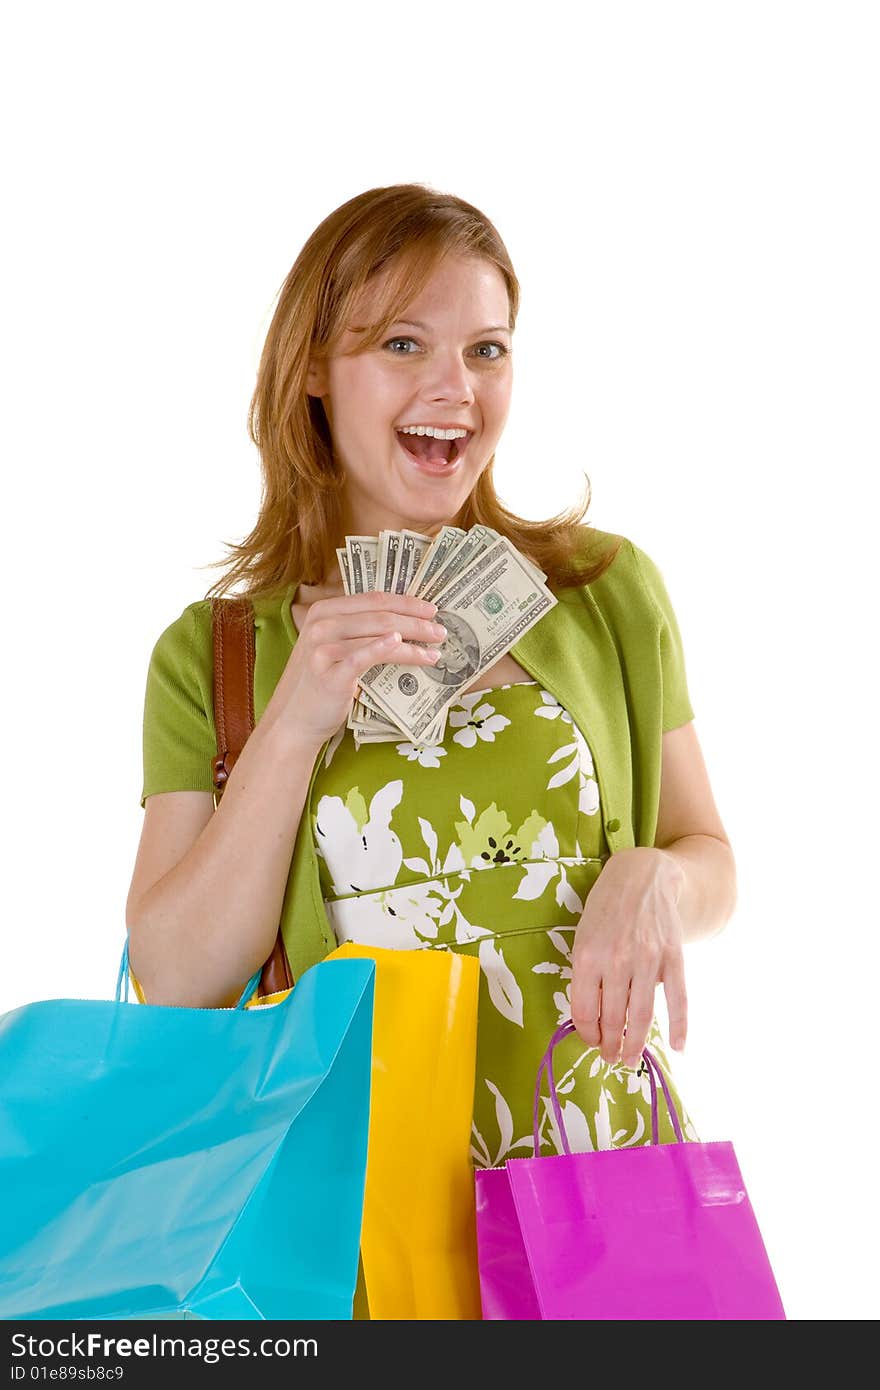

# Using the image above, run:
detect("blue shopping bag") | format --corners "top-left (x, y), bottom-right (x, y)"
top-left (0, 946), bottom-right (375, 1321)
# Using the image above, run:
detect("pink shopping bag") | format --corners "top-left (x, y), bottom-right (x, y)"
top-left (474, 1021), bottom-right (786, 1320)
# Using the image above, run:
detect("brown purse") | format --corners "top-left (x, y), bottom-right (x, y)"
top-left (210, 595), bottom-right (294, 998)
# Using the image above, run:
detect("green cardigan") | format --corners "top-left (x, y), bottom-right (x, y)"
top-left (139, 530), bottom-right (695, 981)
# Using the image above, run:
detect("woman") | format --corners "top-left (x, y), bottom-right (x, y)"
top-left (127, 183), bottom-right (736, 1170)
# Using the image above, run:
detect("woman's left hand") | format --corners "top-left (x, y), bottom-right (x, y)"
top-left (570, 847), bottom-right (687, 1068)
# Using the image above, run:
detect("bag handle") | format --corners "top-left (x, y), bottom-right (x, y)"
top-left (116, 597), bottom-right (293, 1009)
top-left (532, 1019), bottom-right (685, 1153)
top-left (115, 938), bottom-right (261, 1008)
top-left (211, 596), bottom-right (294, 999)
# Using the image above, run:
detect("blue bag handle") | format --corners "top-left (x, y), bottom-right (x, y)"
top-left (116, 937), bottom-right (262, 1010)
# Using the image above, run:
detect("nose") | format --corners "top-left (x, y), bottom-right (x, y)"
top-left (419, 348), bottom-right (476, 407)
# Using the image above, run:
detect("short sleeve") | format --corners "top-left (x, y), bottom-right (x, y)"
top-left (629, 542), bottom-right (695, 733)
top-left (139, 601), bottom-right (217, 808)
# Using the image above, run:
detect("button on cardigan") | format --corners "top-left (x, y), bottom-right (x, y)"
top-left (139, 530), bottom-right (695, 982)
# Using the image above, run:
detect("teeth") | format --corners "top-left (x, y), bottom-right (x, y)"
top-left (397, 425), bottom-right (469, 440)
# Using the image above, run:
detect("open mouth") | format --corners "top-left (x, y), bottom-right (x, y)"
top-left (395, 430), bottom-right (471, 469)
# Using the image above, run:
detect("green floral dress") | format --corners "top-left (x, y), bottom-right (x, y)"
top-left (311, 681), bottom-right (698, 1165)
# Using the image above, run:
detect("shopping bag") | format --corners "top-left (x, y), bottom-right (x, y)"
top-left (475, 1020), bottom-right (786, 1320)
top-left (0, 944), bottom-right (375, 1321)
top-left (325, 942), bottom-right (482, 1320)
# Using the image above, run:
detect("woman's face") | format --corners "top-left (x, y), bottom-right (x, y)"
top-left (307, 254), bottom-right (513, 546)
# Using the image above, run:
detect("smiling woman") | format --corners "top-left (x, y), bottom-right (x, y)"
top-left (305, 253), bottom-right (518, 541)
top-left (129, 182), bottom-right (736, 1322)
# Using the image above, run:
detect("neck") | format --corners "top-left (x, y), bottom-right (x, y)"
top-left (338, 491), bottom-right (459, 546)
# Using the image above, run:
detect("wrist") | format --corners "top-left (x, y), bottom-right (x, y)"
top-left (258, 706), bottom-right (326, 763)
top-left (656, 846), bottom-right (687, 903)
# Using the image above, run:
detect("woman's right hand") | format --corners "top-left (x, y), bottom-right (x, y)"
top-left (269, 591), bottom-right (447, 748)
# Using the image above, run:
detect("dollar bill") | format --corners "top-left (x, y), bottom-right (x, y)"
top-left (354, 727), bottom-right (403, 747)
top-left (349, 698), bottom-right (447, 745)
top-left (346, 535), bottom-right (379, 593)
top-left (359, 537), bottom-right (557, 742)
top-left (376, 530), bottom-right (401, 592)
top-left (348, 697), bottom-right (399, 735)
top-left (391, 530), bottom-right (432, 593)
top-left (335, 534), bottom-right (443, 738)
top-left (337, 536), bottom-right (394, 731)
top-left (336, 547), bottom-right (352, 594)
top-left (354, 712), bottom-right (448, 746)
top-left (416, 524), bottom-right (497, 604)
top-left (407, 525), bottom-right (466, 596)
top-left (357, 685), bottom-right (392, 716)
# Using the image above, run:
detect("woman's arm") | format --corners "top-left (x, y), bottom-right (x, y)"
top-left (654, 720), bottom-right (738, 944)
top-left (128, 712), bottom-right (323, 1008)
top-left (658, 834), bottom-right (737, 945)
top-left (570, 721), bottom-right (737, 1066)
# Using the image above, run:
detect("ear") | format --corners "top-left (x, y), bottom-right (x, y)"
top-left (306, 355), bottom-right (330, 398)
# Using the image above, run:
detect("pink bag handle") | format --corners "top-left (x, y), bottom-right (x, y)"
top-left (532, 1019), bottom-right (685, 1154)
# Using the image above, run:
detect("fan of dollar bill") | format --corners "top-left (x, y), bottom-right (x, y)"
top-left (337, 524), bottom-right (557, 748)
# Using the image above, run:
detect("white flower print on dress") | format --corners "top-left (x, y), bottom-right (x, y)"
top-left (531, 927), bottom-right (576, 1024)
top-left (514, 846), bottom-right (584, 917)
top-left (478, 936), bottom-right (524, 1028)
top-left (449, 693), bottom-right (511, 749)
top-left (471, 1078), bottom-right (539, 1168)
top-left (395, 741), bottom-right (447, 769)
top-left (534, 690), bottom-right (600, 815)
top-left (328, 880), bottom-right (445, 951)
top-left (314, 779), bottom-right (403, 894)
top-left (403, 813), bottom-right (472, 878)
top-left (329, 871), bottom-right (490, 953)
top-left (534, 688), bottom-right (572, 723)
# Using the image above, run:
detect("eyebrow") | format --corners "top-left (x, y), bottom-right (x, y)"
top-left (393, 318), bottom-right (512, 337)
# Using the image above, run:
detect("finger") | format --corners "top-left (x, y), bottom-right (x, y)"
top-left (662, 951), bottom-right (688, 1051)
top-left (344, 633), bottom-right (442, 673)
top-left (311, 610), bottom-right (448, 647)
top-left (621, 973), bottom-right (657, 1068)
top-left (598, 978), bottom-right (630, 1065)
top-left (316, 632), bottom-right (436, 684)
top-left (570, 966), bottom-right (602, 1048)
top-left (312, 591), bottom-right (439, 618)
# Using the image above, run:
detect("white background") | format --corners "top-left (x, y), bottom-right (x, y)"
top-left (2, 2), bottom-right (877, 1321)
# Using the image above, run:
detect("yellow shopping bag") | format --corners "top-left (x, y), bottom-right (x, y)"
top-left (325, 942), bottom-right (482, 1321)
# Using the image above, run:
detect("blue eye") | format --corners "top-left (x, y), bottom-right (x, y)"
top-left (475, 343), bottom-right (509, 360)
top-left (382, 336), bottom-right (509, 360)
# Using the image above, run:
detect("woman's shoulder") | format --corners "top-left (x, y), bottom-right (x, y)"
top-left (562, 525), bottom-right (638, 592)
top-left (150, 588), bottom-right (291, 654)
top-left (570, 522), bottom-right (672, 573)
top-left (562, 527), bottom-right (682, 628)
top-left (143, 602), bottom-right (215, 715)
top-left (148, 598), bottom-right (211, 660)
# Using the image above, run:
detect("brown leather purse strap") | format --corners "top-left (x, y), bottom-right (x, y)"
top-left (211, 596), bottom-right (294, 996)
